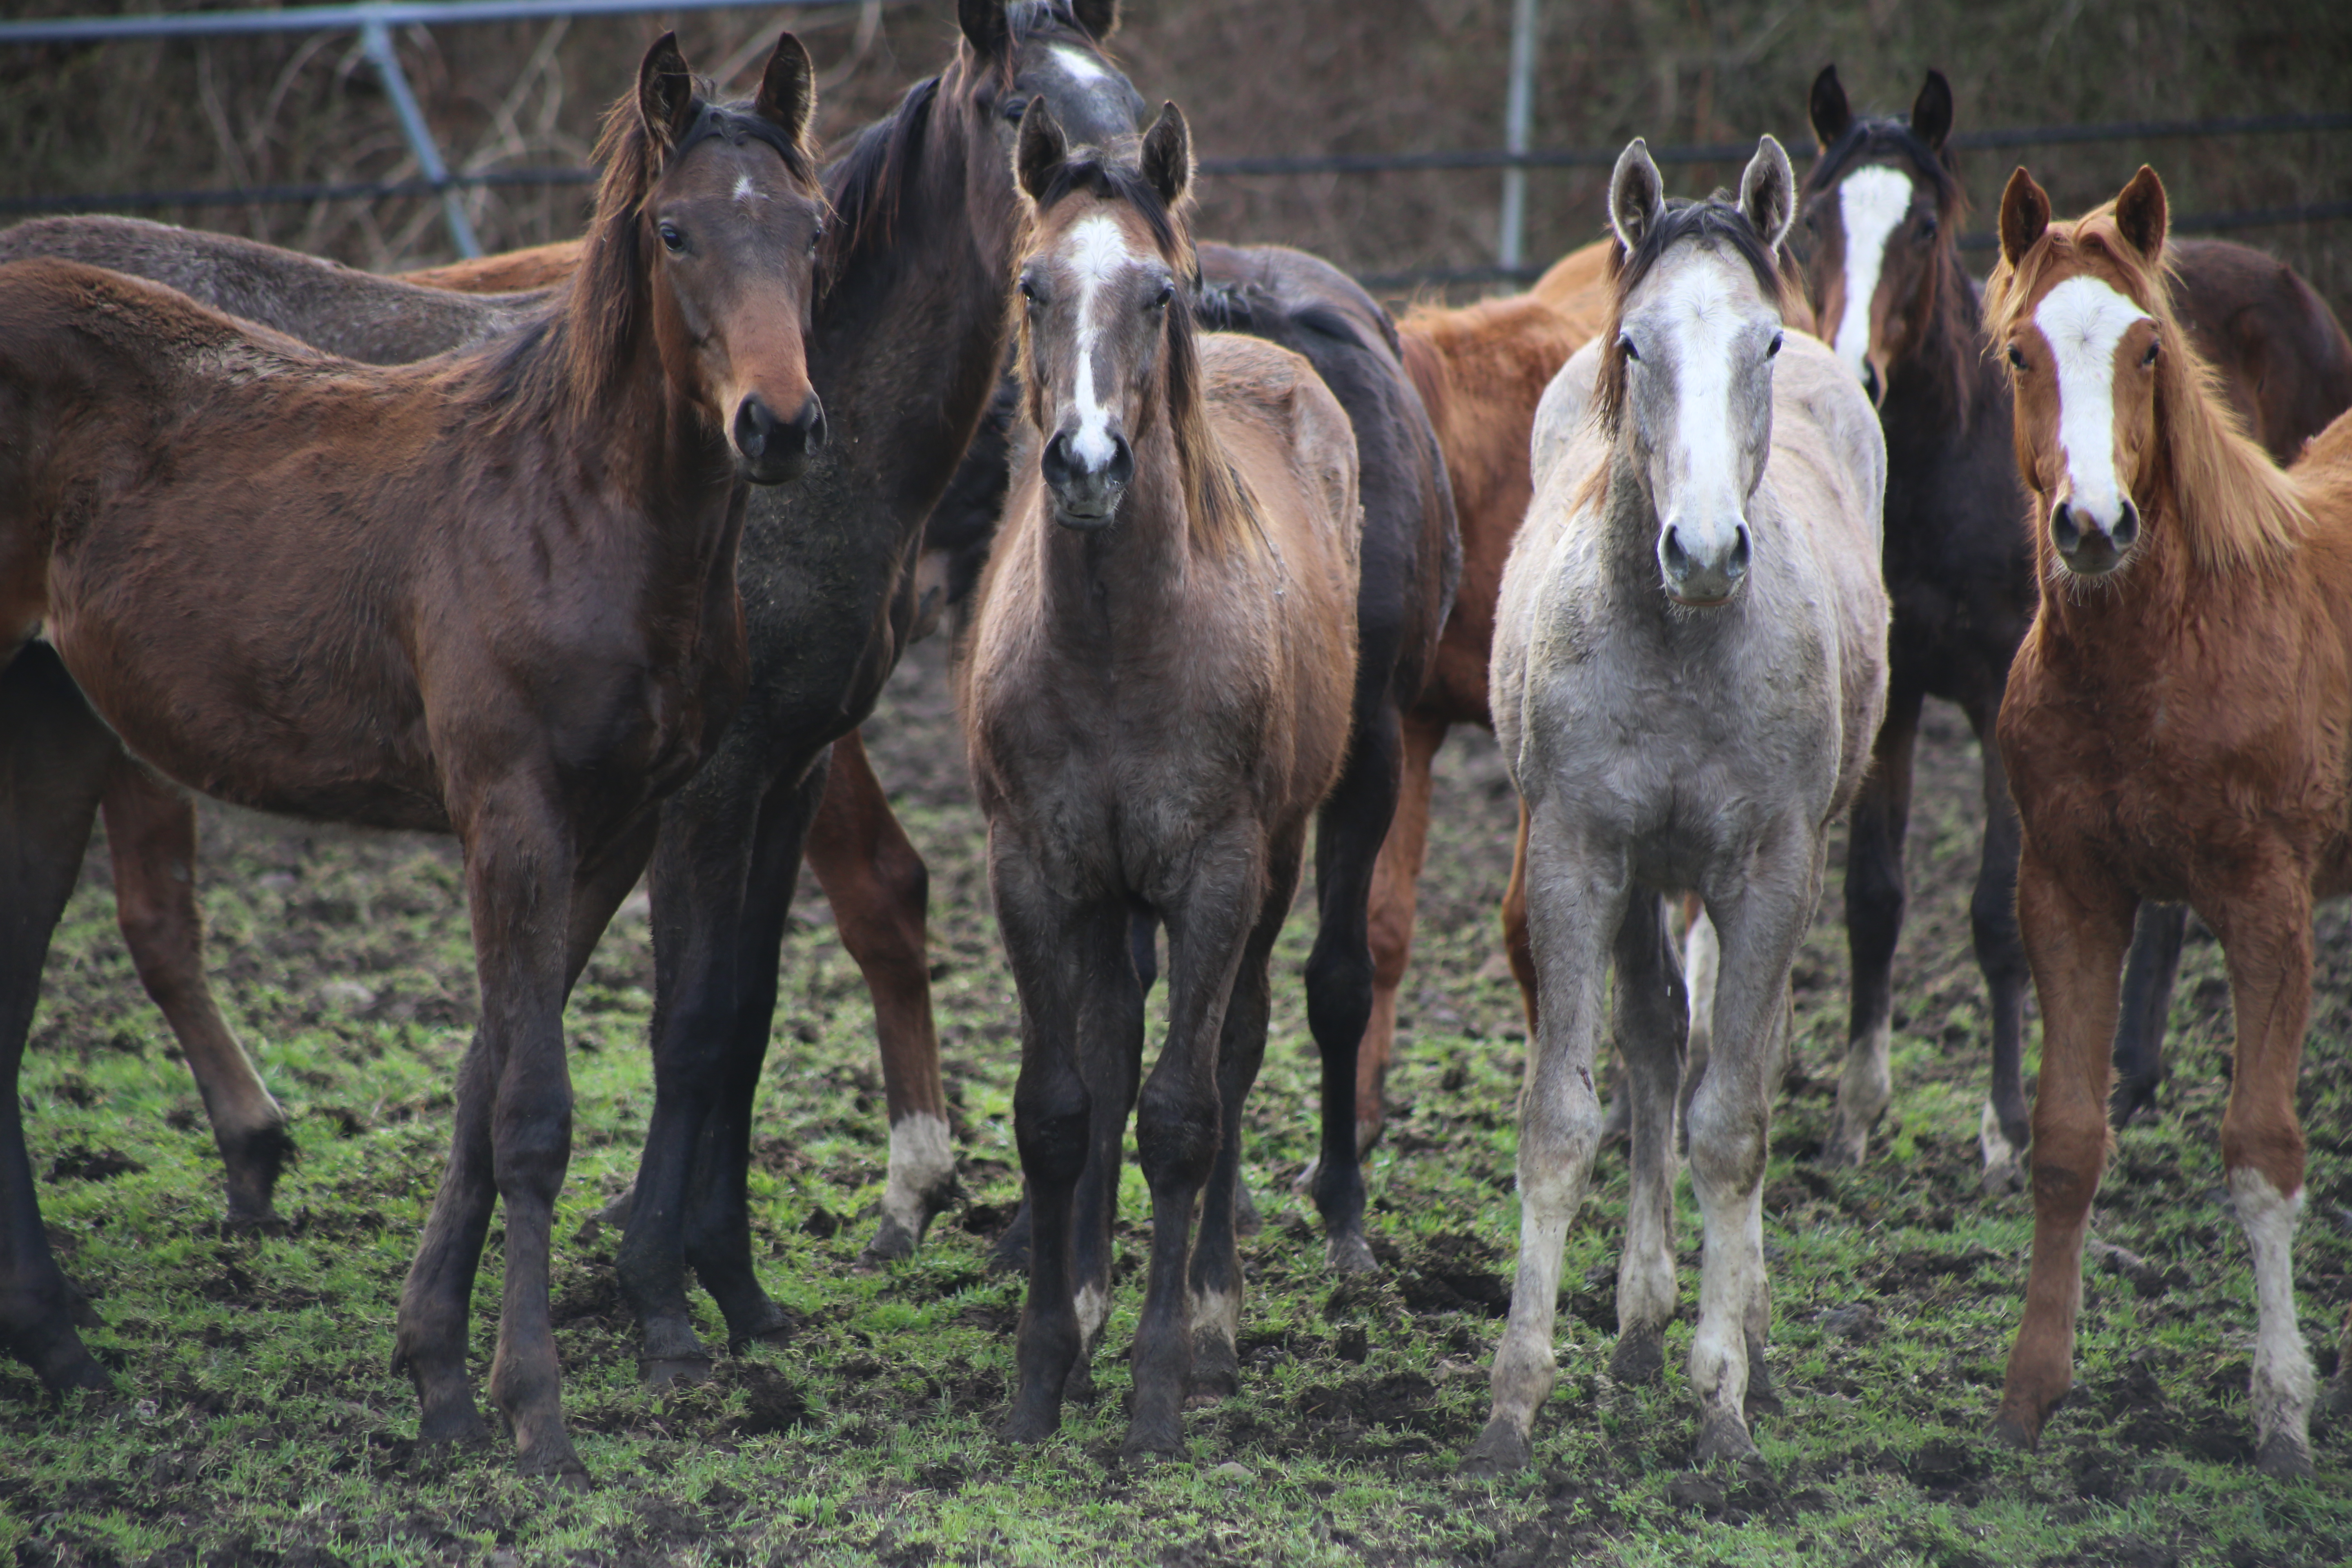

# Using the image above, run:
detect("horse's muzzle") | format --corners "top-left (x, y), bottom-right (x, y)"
top-left (734, 392), bottom-right (826, 486)
top-left (1042, 428), bottom-right (1133, 530)
top-left (2051, 497), bottom-right (2138, 577)
top-left (1659, 519), bottom-right (1751, 607)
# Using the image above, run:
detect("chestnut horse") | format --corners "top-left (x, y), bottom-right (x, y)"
top-left (1988, 165), bottom-right (2352, 1479)
top-left (966, 104), bottom-right (1361, 1455)
top-left (0, 34), bottom-right (824, 1482)
top-left (1800, 66), bottom-right (2352, 1183)
top-left (1472, 137), bottom-right (1888, 1472)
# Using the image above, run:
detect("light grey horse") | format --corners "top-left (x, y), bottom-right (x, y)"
top-left (1467, 136), bottom-right (1889, 1472)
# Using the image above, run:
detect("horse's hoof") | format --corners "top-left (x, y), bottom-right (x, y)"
top-left (999, 1403), bottom-right (1061, 1445)
top-left (1693, 1413), bottom-right (1759, 1466)
top-left (1187, 1345), bottom-right (1239, 1404)
top-left (986, 1206), bottom-right (1033, 1275)
top-left (517, 1438), bottom-right (592, 1490)
top-left (854, 1216), bottom-right (918, 1273)
top-left (1609, 1328), bottom-right (1666, 1387)
top-left (416, 1404), bottom-right (491, 1448)
top-left (1119, 1417), bottom-right (1185, 1461)
top-left (1979, 1158), bottom-right (2026, 1198)
top-left (1989, 1415), bottom-right (2038, 1452)
top-left (1461, 1419), bottom-right (1532, 1476)
top-left (1325, 1229), bottom-right (1378, 1276)
top-left (2319, 1373), bottom-right (2352, 1423)
top-left (2256, 1432), bottom-right (2315, 1481)
top-left (1815, 1123), bottom-right (1866, 1168)
top-left (2107, 1080), bottom-right (2160, 1130)
top-left (640, 1354), bottom-right (713, 1390)
top-left (1062, 1356), bottom-right (1099, 1405)
top-left (37, 1346), bottom-right (111, 1397)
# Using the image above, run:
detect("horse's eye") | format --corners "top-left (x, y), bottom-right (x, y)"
top-left (1001, 95), bottom-right (1031, 123)
top-left (1018, 276), bottom-right (1041, 308)
top-left (808, 223), bottom-right (824, 257)
top-left (1767, 332), bottom-right (1784, 358)
top-left (658, 221), bottom-right (685, 253)
top-left (1619, 334), bottom-right (1639, 362)
top-left (2007, 344), bottom-right (2028, 370)
top-left (1918, 214), bottom-right (1938, 240)
top-left (1804, 211), bottom-right (1820, 232)
top-left (2141, 338), bottom-right (2160, 368)
top-left (1149, 281), bottom-right (1174, 311)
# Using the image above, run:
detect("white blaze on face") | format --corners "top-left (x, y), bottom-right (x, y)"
top-left (2035, 273), bottom-right (2149, 530)
top-left (1655, 258), bottom-right (1756, 558)
top-left (1831, 165), bottom-right (1913, 383)
top-left (1061, 213), bottom-right (1138, 472)
top-left (1053, 44), bottom-right (1111, 84)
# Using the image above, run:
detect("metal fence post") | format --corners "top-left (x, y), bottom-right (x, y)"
top-left (359, 11), bottom-right (481, 258)
top-left (1498, 0), bottom-right (1541, 271)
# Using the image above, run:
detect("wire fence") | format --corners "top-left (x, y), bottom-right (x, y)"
top-left (4, 4), bottom-right (2346, 286)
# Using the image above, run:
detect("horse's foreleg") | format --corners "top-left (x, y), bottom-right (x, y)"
top-left (993, 847), bottom-right (1116, 1445)
top-left (1356, 709), bottom-right (1445, 1160)
top-left (1684, 833), bottom-right (1817, 1467)
top-left (679, 760), bottom-right (829, 1350)
top-left (2109, 900), bottom-right (2187, 1129)
top-left (617, 739), bottom-right (795, 1383)
top-left (1964, 692), bottom-right (2032, 1189)
top-left (1829, 686), bottom-right (1921, 1166)
top-left (1052, 901), bottom-right (1145, 1405)
top-left (1994, 841), bottom-right (2133, 1454)
top-left (2207, 881), bottom-right (2318, 1478)
top-left (410, 777), bottom-right (583, 1482)
top-left (0, 647), bottom-right (119, 1395)
top-left (1610, 890), bottom-right (1688, 1389)
top-left (1464, 805), bottom-right (1618, 1474)
top-left (1190, 835), bottom-right (1301, 1403)
top-left (1127, 841), bottom-right (1261, 1457)
top-left (100, 759), bottom-right (292, 1227)
top-left (1303, 699), bottom-right (1403, 1275)
top-left (803, 730), bottom-right (956, 1267)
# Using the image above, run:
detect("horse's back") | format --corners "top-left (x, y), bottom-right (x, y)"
top-left (1200, 333), bottom-right (1363, 577)
top-left (2171, 238), bottom-right (2352, 464)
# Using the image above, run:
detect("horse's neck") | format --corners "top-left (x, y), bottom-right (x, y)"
top-left (1886, 254), bottom-right (1995, 422)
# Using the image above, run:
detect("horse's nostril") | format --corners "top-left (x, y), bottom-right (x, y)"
top-left (1728, 524), bottom-right (1752, 577)
top-left (2051, 501), bottom-right (2081, 555)
top-left (2113, 499), bottom-right (2140, 548)
top-left (1106, 435), bottom-right (1134, 488)
top-left (1041, 431), bottom-right (1074, 488)
top-left (786, 394), bottom-right (826, 456)
top-left (1662, 524), bottom-right (1689, 572)
top-left (732, 397), bottom-right (775, 460)
top-left (1862, 361), bottom-right (1884, 406)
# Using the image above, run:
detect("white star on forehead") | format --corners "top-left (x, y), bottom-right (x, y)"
top-left (733, 174), bottom-right (757, 205)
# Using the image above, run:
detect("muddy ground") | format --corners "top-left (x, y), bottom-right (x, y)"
top-left (4, 630), bottom-right (2350, 1566)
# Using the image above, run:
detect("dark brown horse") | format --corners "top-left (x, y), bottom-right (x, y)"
top-left (967, 103), bottom-right (1363, 1454)
top-left (1987, 163), bottom-right (2352, 1478)
top-left (0, 4), bottom-right (1146, 1301)
top-left (1798, 66), bottom-right (2352, 1181)
top-left (0, 33), bottom-right (824, 1483)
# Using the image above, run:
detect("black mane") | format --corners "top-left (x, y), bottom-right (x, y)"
top-left (1804, 115), bottom-right (1963, 216)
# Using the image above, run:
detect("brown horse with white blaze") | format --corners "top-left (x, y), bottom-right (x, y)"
top-left (1988, 164), bottom-right (2352, 1478)
top-left (964, 102), bottom-right (1360, 1455)
top-left (0, 33), bottom-right (825, 1482)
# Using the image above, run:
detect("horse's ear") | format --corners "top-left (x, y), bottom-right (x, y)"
top-left (1911, 70), bottom-right (1953, 154)
top-left (959, 0), bottom-right (1010, 61)
top-left (1071, 0), bottom-right (1120, 41)
top-left (1809, 64), bottom-right (1851, 150)
top-left (1998, 166), bottom-right (2051, 268)
top-left (1740, 135), bottom-right (1797, 252)
top-left (1140, 101), bottom-right (1192, 209)
top-left (2116, 165), bottom-right (2168, 262)
top-left (637, 32), bottom-right (698, 153)
top-left (1609, 138), bottom-right (1666, 254)
top-left (1016, 99), bottom-right (1068, 204)
top-left (752, 32), bottom-right (815, 151)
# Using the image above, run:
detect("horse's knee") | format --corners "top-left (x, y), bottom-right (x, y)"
top-left (1518, 1076), bottom-right (1602, 1220)
top-left (1685, 1089), bottom-right (1766, 1198)
top-left (1134, 1080), bottom-right (1218, 1191)
top-left (1015, 1076), bottom-right (1091, 1189)
top-left (1303, 940), bottom-right (1373, 1051)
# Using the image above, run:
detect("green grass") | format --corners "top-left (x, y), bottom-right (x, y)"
top-left (4, 666), bottom-right (2349, 1566)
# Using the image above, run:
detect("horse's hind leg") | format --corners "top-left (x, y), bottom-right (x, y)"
top-left (2207, 879), bottom-right (2319, 1478)
top-left (1994, 842), bottom-right (2133, 1455)
top-left (1356, 708), bottom-right (1445, 1160)
top-left (100, 760), bottom-right (293, 1227)
top-left (1303, 698), bottom-right (1405, 1275)
top-left (1827, 686), bottom-right (1922, 1166)
top-left (0, 646), bottom-right (119, 1394)
top-left (1609, 889), bottom-right (1688, 1391)
top-left (1967, 692), bottom-right (2033, 1191)
top-left (802, 731), bottom-right (958, 1267)
top-left (1464, 803), bottom-right (1616, 1474)
top-left (1190, 837), bottom-right (1303, 1402)
top-left (2109, 901), bottom-right (2186, 1129)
